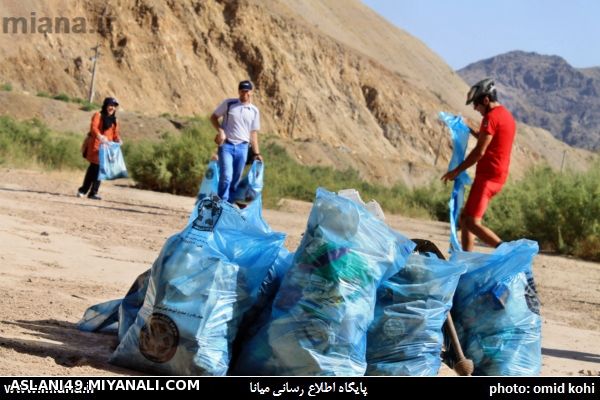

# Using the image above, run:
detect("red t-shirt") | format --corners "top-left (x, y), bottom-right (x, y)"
top-left (476, 105), bottom-right (516, 183)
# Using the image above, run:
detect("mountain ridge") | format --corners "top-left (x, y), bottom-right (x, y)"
top-left (459, 50), bottom-right (600, 151)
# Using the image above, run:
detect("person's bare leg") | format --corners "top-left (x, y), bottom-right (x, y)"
top-left (460, 213), bottom-right (476, 251)
top-left (464, 216), bottom-right (502, 249)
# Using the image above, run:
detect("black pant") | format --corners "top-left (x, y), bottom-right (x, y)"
top-left (79, 163), bottom-right (101, 196)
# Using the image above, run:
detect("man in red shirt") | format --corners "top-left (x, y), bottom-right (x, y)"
top-left (442, 78), bottom-right (516, 251)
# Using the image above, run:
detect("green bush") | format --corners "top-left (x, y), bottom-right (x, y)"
top-left (1, 83), bottom-right (12, 91)
top-left (53, 93), bottom-right (70, 102)
top-left (80, 102), bottom-right (98, 111)
top-left (0, 116), bottom-right (86, 169)
top-left (486, 165), bottom-right (600, 260)
top-left (125, 122), bottom-right (448, 219)
top-left (124, 119), bottom-right (214, 195)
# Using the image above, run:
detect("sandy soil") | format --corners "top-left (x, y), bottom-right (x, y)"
top-left (0, 168), bottom-right (598, 376)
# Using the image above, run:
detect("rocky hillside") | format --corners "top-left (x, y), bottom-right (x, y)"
top-left (0, 1), bottom-right (595, 186)
top-left (458, 51), bottom-right (600, 151)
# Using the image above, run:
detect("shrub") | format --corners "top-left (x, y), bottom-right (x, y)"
top-left (125, 119), bottom-right (214, 195)
top-left (486, 165), bottom-right (600, 259)
top-left (1, 83), bottom-right (12, 91)
top-left (52, 93), bottom-right (71, 102)
top-left (80, 102), bottom-right (98, 111)
top-left (0, 116), bottom-right (86, 169)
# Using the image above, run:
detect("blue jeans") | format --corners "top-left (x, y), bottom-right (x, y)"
top-left (218, 141), bottom-right (248, 202)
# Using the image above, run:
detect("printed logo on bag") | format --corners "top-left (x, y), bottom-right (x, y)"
top-left (139, 313), bottom-right (179, 363)
top-left (205, 167), bottom-right (214, 180)
top-left (192, 198), bottom-right (222, 231)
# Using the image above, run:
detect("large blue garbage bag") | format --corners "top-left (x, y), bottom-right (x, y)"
top-left (439, 112), bottom-right (472, 251)
top-left (110, 197), bottom-right (286, 375)
top-left (366, 253), bottom-right (466, 376)
top-left (233, 188), bottom-right (415, 376)
top-left (449, 240), bottom-right (542, 375)
top-left (79, 197), bottom-right (276, 342)
top-left (98, 142), bottom-right (128, 180)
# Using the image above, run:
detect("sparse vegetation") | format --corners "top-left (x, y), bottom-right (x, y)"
top-left (1, 114), bottom-right (598, 260)
top-left (36, 91), bottom-right (100, 110)
top-left (52, 93), bottom-right (71, 102)
top-left (486, 165), bottom-right (600, 261)
top-left (0, 116), bottom-right (86, 169)
top-left (1, 83), bottom-right (12, 92)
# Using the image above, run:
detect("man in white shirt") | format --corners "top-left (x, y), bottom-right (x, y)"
top-left (210, 80), bottom-right (263, 203)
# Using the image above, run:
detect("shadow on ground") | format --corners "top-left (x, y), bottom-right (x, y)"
top-left (0, 319), bottom-right (137, 375)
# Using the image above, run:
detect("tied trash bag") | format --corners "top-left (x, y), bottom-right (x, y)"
top-left (439, 112), bottom-right (472, 251)
top-left (449, 240), bottom-right (542, 376)
top-left (366, 253), bottom-right (466, 376)
top-left (98, 142), bottom-right (128, 180)
top-left (233, 188), bottom-right (415, 376)
top-left (110, 197), bottom-right (286, 375)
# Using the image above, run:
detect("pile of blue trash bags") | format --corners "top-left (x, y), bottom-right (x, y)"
top-left (78, 160), bottom-right (542, 376)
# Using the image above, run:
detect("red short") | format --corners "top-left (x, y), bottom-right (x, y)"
top-left (463, 177), bottom-right (504, 218)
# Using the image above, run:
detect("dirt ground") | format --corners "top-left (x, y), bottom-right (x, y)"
top-left (0, 168), bottom-right (598, 376)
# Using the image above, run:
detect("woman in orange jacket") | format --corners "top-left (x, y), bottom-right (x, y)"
top-left (77, 97), bottom-right (122, 200)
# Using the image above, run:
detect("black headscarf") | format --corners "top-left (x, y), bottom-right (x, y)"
top-left (100, 97), bottom-right (118, 131)
top-left (100, 108), bottom-right (116, 131)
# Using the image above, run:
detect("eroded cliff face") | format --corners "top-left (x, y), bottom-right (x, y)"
top-left (0, 0), bottom-right (594, 186)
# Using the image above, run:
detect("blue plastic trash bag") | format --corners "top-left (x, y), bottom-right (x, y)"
top-left (77, 299), bottom-right (120, 334)
top-left (77, 270), bottom-right (149, 338)
top-left (194, 160), bottom-right (219, 204)
top-left (232, 160), bottom-right (264, 203)
top-left (110, 197), bottom-right (286, 375)
top-left (439, 112), bottom-right (472, 251)
top-left (233, 188), bottom-right (415, 376)
top-left (230, 247), bottom-right (295, 371)
top-left (189, 161), bottom-right (264, 225)
top-left (366, 253), bottom-right (466, 376)
top-left (449, 240), bottom-right (542, 376)
top-left (98, 142), bottom-right (128, 180)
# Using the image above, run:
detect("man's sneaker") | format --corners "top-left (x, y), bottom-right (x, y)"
top-left (88, 194), bottom-right (102, 200)
top-left (77, 191), bottom-right (85, 198)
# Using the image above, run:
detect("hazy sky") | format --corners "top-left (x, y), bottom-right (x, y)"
top-left (362, 0), bottom-right (600, 70)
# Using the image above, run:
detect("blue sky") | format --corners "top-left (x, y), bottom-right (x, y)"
top-left (362, 0), bottom-right (600, 70)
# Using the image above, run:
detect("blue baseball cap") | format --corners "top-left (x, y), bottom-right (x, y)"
top-left (238, 80), bottom-right (253, 91)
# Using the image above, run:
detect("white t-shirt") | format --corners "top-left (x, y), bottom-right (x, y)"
top-left (213, 99), bottom-right (260, 144)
